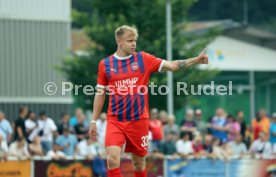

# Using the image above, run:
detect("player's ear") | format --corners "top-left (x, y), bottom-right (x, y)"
top-left (116, 36), bottom-right (121, 45)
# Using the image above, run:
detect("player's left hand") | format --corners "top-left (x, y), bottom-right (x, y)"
top-left (197, 48), bottom-right (209, 64)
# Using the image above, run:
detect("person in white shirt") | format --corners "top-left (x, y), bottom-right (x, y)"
top-left (9, 138), bottom-right (30, 160)
top-left (78, 136), bottom-right (105, 159)
top-left (38, 112), bottom-right (57, 154)
top-left (228, 134), bottom-right (247, 157)
top-left (250, 131), bottom-right (272, 158)
top-left (47, 144), bottom-right (66, 160)
top-left (25, 111), bottom-right (39, 143)
top-left (176, 131), bottom-right (194, 157)
top-left (96, 112), bottom-right (107, 146)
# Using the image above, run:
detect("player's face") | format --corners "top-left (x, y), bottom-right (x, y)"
top-left (119, 32), bottom-right (137, 55)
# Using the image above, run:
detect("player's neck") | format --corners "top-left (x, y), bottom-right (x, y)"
top-left (115, 50), bottom-right (131, 58)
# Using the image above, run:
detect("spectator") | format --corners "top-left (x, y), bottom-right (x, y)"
top-left (0, 111), bottom-right (13, 144)
top-left (96, 112), bottom-right (107, 146)
top-left (70, 108), bottom-right (84, 127)
top-left (228, 134), bottom-right (247, 157)
top-left (57, 113), bottom-right (74, 135)
top-left (180, 109), bottom-right (197, 134)
top-left (9, 138), bottom-right (30, 159)
top-left (194, 109), bottom-right (207, 135)
top-left (192, 134), bottom-right (205, 158)
top-left (25, 111), bottom-right (38, 143)
top-left (0, 134), bottom-right (8, 161)
top-left (159, 110), bottom-right (168, 126)
top-left (244, 125), bottom-right (254, 149)
top-left (14, 106), bottom-right (28, 141)
top-left (269, 113), bottom-right (276, 144)
top-left (28, 136), bottom-right (44, 156)
top-left (149, 108), bottom-right (163, 151)
top-left (55, 128), bottom-right (78, 156)
top-left (176, 131), bottom-right (193, 158)
top-left (77, 136), bottom-right (105, 159)
top-left (251, 109), bottom-right (270, 140)
top-left (236, 110), bottom-right (246, 140)
top-left (46, 144), bottom-right (66, 160)
top-left (250, 132), bottom-right (272, 158)
top-left (203, 134), bottom-right (213, 154)
top-left (226, 114), bottom-right (241, 141)
top-left (159, 131), bottom-right (177, 156)
top-left (212, 138), bottom-right (230, 159)
top-left (163, 114), bottom-right (179, 140)
top-left (74, 111), bottom-right (89, 142)
top-left (38, 111), bottom-right (57, 154)
top-left (208, 108), bottom-right (228, 143)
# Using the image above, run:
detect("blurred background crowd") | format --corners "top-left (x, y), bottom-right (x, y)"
top-left (1, 106), bottom-right (275, 161)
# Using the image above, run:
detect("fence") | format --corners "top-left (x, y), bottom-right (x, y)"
top-left (0, 158), bottom-right (275, 177)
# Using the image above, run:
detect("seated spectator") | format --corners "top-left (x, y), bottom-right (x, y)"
top-left (180, 109), bottom-right (197, 134)
top-left (25, 111), bottom-right (38, 143)
top-left (28, 136), bottom-right (44, 156)
top-left (55, 128), bottom-right (78, 156)
top-left (203, 134), bottom-right (213, 155)
top-left (57, 113), bottom-right (74, 135)
top-left (226, 114), bottom-right (241, 142)
top-left (159, 131), bottom-right (177, 156)
top-left (163, 115), bottom-right (179, 140)
top-left (9, 138), bottom-right (30, 160)
top-left (0, 134), bottom-right (8, 161)
top-left (212, 138), bottom-right (231, 160)
top-left (269, 113), bottom-right (276, 144)
top-left (176, 131), bottom-right (193, 158)
top-left (208, 108), bottom-right (228, 143)
top-left (77, 136), bottom-right (105, 160)
top-left (192, 134), bottom-right (205, 158)
top-left (228, 134), bottom-right (247, 157)
top-left (47, 144), bottom-right (66, 160)
top-left (74, 111), bottom-right (89, 142)
top-left (250, 131), bottom-right (272, 158)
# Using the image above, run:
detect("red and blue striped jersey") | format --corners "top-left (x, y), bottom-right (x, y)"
top-left (97, 51), bottom-right (164, 121)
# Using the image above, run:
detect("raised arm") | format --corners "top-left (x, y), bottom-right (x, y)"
top-left (161, 48), bottom-right (208, 72)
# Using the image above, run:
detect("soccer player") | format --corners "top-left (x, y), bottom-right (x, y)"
top-left (89, 25), bottom-right (208, 177)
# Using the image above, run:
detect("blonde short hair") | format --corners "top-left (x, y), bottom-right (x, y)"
top-left (115, 25), bottom-right (138, 39)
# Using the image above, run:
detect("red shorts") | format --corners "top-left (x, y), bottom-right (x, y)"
top-left (105, 119), bottom-right (149, 157)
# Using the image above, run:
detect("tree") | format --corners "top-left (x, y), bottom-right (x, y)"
top-left (59, 0), bottom-right (219, 111)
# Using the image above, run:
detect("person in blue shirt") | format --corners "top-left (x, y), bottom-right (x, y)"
top-left (269, 113), bottom-right (276, 144)
top-left (0, 111), bottom-right (13, 144)
top-left (55, 127), bottom-right (78, 156)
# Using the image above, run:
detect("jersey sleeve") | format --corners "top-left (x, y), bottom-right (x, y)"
top-left (96, 60), bottom-right (108, 89)
top-left (142, 52), bottom-right (164, 73)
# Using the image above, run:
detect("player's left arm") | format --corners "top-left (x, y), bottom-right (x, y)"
top-left (161, 48), bottom-right (208, 72)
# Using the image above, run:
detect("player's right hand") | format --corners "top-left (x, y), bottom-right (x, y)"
top-left (89, 122), bottom-right (97, 141)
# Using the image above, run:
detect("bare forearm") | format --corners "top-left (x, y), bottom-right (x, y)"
top-left (91, 90), bottom-right (106, 121)
top-left (162, 57), bottom-right (199, 72)
top-left (175, 57), bottom-right (199, 69)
